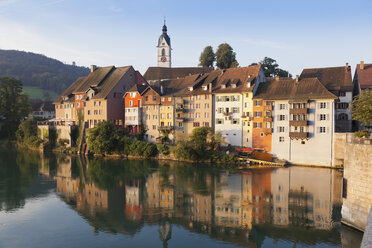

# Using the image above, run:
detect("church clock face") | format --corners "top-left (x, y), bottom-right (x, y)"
top-left (161, 56), bottom-right (167, 62)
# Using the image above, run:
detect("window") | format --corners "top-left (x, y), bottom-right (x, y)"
top-left (129, 100), bottom-right (133, 106)
top-left (217, 108), bottom-right (223, 113)
top-left (161, 113), bottom-right (165, 119)
top-left (178, 122), bottom-right (183, 127)
top-left (278, 126), bottom-right (285, 132)
top-left (205, 95), bottom-right (209, 100)
top-left (88, 110), bottom-right (91, 115)
top-left (339, 103), bottom-right (349, 109)
top-left (130, 92), bottom-right (136, 98)
top-left (254, 100), bottom-right (262, 106)
top-left (231, 118), bottom-right (239, 124)
top-left (94, 110), bottom-right (98, 115)
top-left (167, 106), bottom-right (171, 110)
top-left (94, 101), bottom-right (97, 106)
top-left (338, 113), bottom-right (348, 120)
top-left (196, 113), bottom-right (200, 118)
top-left (279, 137), bottom-right (284, 142)
top-left (205, 103), bottom-right (209, 108)
top-left (216, 118), bottom-right (223, 124)
top-left (196, 104), bottom-right (200, 109)
top-left (152, 125), bottom-right (156, 130)
top-left (279, 104), bottom-right (286, 110)
top-left (319, 102), bottom-right (327, 109)
top-left (193, 122), bottom-right (200, 127)
top-left (244, 102), bottom-right (250, 108)
top-left (205, 113), bottom-right (209, 118)
top-left (254, 111), bottom-right (262, 117)
top-left (279, 115), bottom-right (286, 121)
top-left (161, 97), bottom-right (165, 102)
top-left (319, 127), bottom-right (326, 133)
top-left (190, 113), bottom-right (194, 118)
top-left (145, 96), bottom-right (149, 101)
top-left (161, 48), bottom-right (165, 56)
top-left (99, 101), bottom-right (102, 106)
top-left (153, 96), bottom-right (157, 101)
top-left (190, 104), bottom-right (194, 109)
top-left (99, 110), bottom-right (103, 115)
top-left (339, 91), bottom-right (346, 97)
top-left (161, 106), bottom-right (165, 110)
top-left (167, 113), bottom-right (171, 119)
top-left (253, 122), bottom-right (262, 128)
top-left (216, 96), bottom-right (221, 102)
top-left (77, 102), bottom-right (80, 108)
top-left (320, 114), bottom-right (326, 120)
top-left (197, 95), bottom-right (201, 100)
top-left (233, 107), bottom-right (239, 113)
top-left (168, 97), bottom-right (171, 101)
top-left (153, 115), bottom-right (157, 120)
top-left (203, 122), bottom-right (209, 127)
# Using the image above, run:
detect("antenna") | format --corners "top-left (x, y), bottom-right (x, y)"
top-left (164, 16), bottom-right (166, 25)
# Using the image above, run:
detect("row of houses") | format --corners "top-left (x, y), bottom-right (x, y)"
top-left (51, 61), bottom-right (371, 166)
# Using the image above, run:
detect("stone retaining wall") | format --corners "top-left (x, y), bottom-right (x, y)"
top-left (361, 207), bottom-right (372, 247)
top-left (342, 140), bottom-right (372, 231)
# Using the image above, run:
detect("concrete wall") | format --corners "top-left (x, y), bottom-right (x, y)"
top-left (342, 141), bottom-right (372, 231)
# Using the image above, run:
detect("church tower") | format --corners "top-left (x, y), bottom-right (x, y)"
top-left (157, 21), bottom-right (171, 68)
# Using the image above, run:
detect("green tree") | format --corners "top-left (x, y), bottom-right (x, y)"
top-left (0, 77), bottom-right (31, 138)
top-left (255, 57), bottom-right (292, 77)
top-left (87, 121), bottom-right (119, 155)
top-left (199, 46), bottom-right (215, 67)
top-left (215, 43), bottom-right (239, 69)
top-left (351, 90), bottom-right (372, 127)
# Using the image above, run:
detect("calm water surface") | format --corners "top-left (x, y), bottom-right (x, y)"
top-left (0, 147), bottom-right (363, 248)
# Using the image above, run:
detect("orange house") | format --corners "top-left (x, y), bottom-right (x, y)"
top-left (124, 84), bottom-right (148, 134)
top-left (252, 99), bottom-right (273, 152)
top-left (74, 93), bottom-right (86, 122)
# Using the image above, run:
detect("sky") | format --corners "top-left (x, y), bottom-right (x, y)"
top-left (0, 0), bottom-right (372, 76)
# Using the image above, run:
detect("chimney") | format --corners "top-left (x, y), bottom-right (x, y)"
top-left (160, 85), bottom-right (164, 95)
top-left (209, 83), bottom-right (212, 93)
top-left (360, 61), bottom-right (365, 70)
top-left (91, 65), bottom-right (97, 73)
top-left (346, 62), bottom-right (349, 68)
top-left (295, 75), bottom-right (299, 82)
top-left (275, 76), bottom-right (280, 81)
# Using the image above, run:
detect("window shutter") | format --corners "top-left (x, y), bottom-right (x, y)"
top-left (326, 102), bottom-right (330, 109)
top-left (237, 107), bottom-right (240, 113)
top-left (317, 127), bottom-right (320, 133)
top-left (326, 114), bottom-right (330, 121)
top-left (317, 114), bottom-right (320, 121)
top-left (326, 127), bottom-right (330, 133)
top-left (237, 95), bottom-right (240, 101)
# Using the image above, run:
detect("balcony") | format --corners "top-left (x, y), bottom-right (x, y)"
top-left (223, 111), bottom-right (231, 116)
top-left (263, 128), bottom-right (272, 134)
top-left (158, 126), bottom-right (173, 131)
top-left (176, 108), bottom-right (185, 113)
top-left (175, 117), bottom-right (185, 122)
top-left (264, 105), bottom-right (272, 111)
top-left (289, 132), bottom-right (308, 140)
top-left (290, 120), bottom-right (308, 126)
top-left (263, 117), bottom-right (272, 122)
top-left (290, 108), bottom-right (308, 115)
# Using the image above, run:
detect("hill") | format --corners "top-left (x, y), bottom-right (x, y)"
top-left (0, 49), bottom-right (90, 94)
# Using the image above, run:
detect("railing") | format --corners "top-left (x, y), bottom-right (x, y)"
top-left (158, 126), bottom-right (173, 131)
top-left (175, 117), bottom-right (185, 122)
top-left (175, 108), bottom-right (185, 113)
top-left (289, 132), bottom-right (308, 139)
top-left (290, 120), bottom-right (308, 126)
top-left (290, 108), bottom-right (308, 114)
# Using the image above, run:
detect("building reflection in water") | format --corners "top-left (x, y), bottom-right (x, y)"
top-left (45, 155), bottom-right (345, 247)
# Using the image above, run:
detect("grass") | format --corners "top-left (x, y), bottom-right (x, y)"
top-left (23, 86), bottom-right (59, 101)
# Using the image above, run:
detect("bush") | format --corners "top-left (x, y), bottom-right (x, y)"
top-left (143, 142), bottom-right (157, 158)
top-left (25, 136), bottom-right (43, 148)
top-left (355, 130), bottom-right (370, 138)
top-left (87, 121), bottom-right (119, 155)
top-left (157, 144), bottom-right (170, 155)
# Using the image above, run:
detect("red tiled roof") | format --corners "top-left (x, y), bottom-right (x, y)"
top-left (300, 65), bottom-right (352, 93)
top-left (356, 63), bottom-right (372, 90)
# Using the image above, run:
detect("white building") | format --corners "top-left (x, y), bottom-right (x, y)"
top-left (256, 77), bottom-right (338, 166)
top-left (213, 66), bottom-right (265, 147)
top-left (300, 64), bottom-right (353, 132)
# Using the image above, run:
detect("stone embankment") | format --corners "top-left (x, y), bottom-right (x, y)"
top-left (361, 207), bottom-right (372, 248)
top-left (335, 133), bottom-right (372, 231)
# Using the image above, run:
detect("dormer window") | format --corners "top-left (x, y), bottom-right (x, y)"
top-left (246, 82), bottom-right (251, 88)
top-left (221, 85), bottom-right (226, 89)
top-left (231, 84), bottom-right (236, 88)
top-left (188, 87), bottom-right (193, 91)
top-left (202, 86), bottom-right (208, 91)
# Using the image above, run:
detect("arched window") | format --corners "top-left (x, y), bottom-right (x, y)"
top-left (338, 113), bottom-right (348, 120)
top-left (161, 48), bottom-right (165, 56)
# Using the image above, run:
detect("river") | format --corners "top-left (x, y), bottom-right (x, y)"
top-left (0, 147), bottom-right (364, 248)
